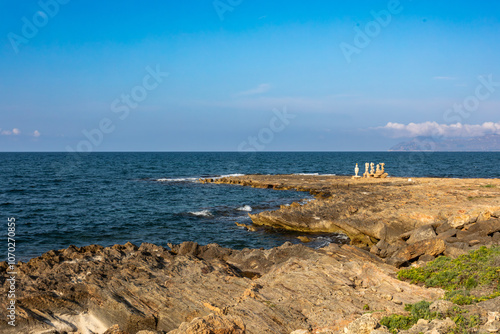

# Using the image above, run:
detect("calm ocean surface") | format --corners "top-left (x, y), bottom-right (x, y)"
top-left (1, 152), bottom-right (499, 261)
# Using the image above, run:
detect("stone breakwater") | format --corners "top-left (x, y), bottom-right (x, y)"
top-left (202, 175), bottom-right (500, 264)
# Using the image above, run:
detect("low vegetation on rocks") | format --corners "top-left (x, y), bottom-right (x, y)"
top-left (380, 301), bottom-right (481, 333)
top-left (397, 246), bottom-right (500, 304)
top-left (381, 246), bottom-right (500, 333)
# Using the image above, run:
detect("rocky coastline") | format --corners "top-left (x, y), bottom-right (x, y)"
top-left (2, 174), bottom-right (500, 333)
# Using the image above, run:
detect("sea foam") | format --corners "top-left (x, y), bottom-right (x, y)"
top-left (237, 205), bottom-right (252, 212)
top-left (189, 210), bottom-right (213, 217)
top-left (156, 177), bottom-right (198, 182)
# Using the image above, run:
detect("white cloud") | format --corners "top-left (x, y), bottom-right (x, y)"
top-left (236, 83), bottom-right (271, 97)
top-left (33, 130), bottom-right (41, 137)
top-left (1, 128), bottom-right (21, 136)
top-left (377, 121), bottom-right (500, 138)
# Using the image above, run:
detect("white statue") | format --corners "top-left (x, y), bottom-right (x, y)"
top-left (370, 162), bottom-right (375, 175)
top-left (354, 163), bottom-right (360, 177)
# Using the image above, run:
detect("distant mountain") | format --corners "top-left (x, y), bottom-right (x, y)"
top-left (389, 134), bottom-right (500, 152)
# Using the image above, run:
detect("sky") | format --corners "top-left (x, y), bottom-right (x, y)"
top-left (0, 0), bottom-right (499, 151)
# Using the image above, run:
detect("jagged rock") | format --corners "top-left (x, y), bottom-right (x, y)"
top-left (444, 244), bottom-right (468, 257)
top-left (406, 225), bottom-right (437, 244)
top-left (0, 242), bottom-right (443, 334)
top-left (436, 228), bottom-right (458, 240)
top-left (482, 312), bottom-right (500, 333)
top-left (370, 244), bottom-right (380, 255)
top-left (104, 325), bottom-right (129, 334)
top-left (167, 314), bottom-right (245, 334)
top-left (464, 219), bottom-right (500, 236)
top-left (429, 300), bottom-right (454, 314)
top-left (418, 254), bottom-right (435, 262)
top-left (448, 213), bottom-right (477, 229)
top-left (380, 240), bottom-right (407, 259)
top-left (400, 317), bottom-right (455, 334)
top-left (370, 329), bottom-right (391, 334)
top-left (477, 296), bottom-right (500, 312)
top-left (344, 314), bottom-right (378, 334)
top-left (389, 239), bottom-right (446, 267)
top-left (435, 222), bottom-right (452, 234)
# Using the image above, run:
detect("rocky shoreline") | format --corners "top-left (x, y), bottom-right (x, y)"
top-left (1, 174), bottom-right (500, 333)
top-left (0, 241), bottom-right (443, 333)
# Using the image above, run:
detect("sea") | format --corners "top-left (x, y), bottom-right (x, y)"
top-left (1, 152), bottom-right (499, 262)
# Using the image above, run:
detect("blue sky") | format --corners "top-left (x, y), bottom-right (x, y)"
top-left (1, 0), bottom-right (499, 151)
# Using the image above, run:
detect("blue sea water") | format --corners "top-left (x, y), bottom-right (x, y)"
top-left (1, 152), bottom-right (499, 261)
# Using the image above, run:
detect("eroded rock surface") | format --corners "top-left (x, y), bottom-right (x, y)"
top-left (0, 242), bottom-right (443, 334)
top-left (202, 175), bottom-right (500, 248)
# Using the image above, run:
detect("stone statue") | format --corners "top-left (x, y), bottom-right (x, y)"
top-left (370, 162), bottom-right (375, 175)
top-left (354, 163), bottom-right (359, 177)
top-left (376, 164), bottom-right (380, 173)
top-left (363, 163), bottom-right (370, 178)
top-left (380, 163), bottom-right (385, 173)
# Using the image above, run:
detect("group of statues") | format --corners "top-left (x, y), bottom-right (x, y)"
top-left (353, 162), bottom-right (388, 179)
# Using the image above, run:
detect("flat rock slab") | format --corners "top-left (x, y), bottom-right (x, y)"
top-left (203, 175), bottom-right (500, 247)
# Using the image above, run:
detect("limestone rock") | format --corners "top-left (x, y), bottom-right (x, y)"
top-left (406, 225), bottom-right (437, 244)
top-left (389, 238), bottom-right (446, 267)
top-left (482, 311), bottom-right (500, 333)
top-left (429, 300), bottom-right (454, 314)
top-left (448, 213), bottom-right (476, 229)
top-left (401, 317), bottom-right (455, 334)
top-left (435, 222), bottom-right (452, 234)
top-left (167, 314), bottom-right (245, 334)
top-left (0, 242), bottom-right (443, 334)
top-left (477, 296), bottom-right (500, 313)
top-left (205, 175), bottom-right (499, 251)
top-left (104, 325), bottom-right (129, 334)
top-left (344, 314), bottom-right (378, 334)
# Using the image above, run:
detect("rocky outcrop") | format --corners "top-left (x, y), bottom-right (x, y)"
top-left (0, 242), bottom-right (443, 334)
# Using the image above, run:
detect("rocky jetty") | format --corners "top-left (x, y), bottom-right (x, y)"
top-left (202, 175), bottom-right (500, 251)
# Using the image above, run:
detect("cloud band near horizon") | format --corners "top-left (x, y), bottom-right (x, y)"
top-left (377, 121), bottom-right (500, 138)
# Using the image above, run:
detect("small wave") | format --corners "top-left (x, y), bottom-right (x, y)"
top-left (156, 177), bottom-right (198, 182)
top-left (189, 210), bottom-right (213, 217)
top-left (215, 173), bottom-right (245, 179)
top-left (237, 205), bottom-right (252, 212)
top-left (293, 173), bottom-right (336, 176)
top-left (312, 234), bottom-right (350, 249)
